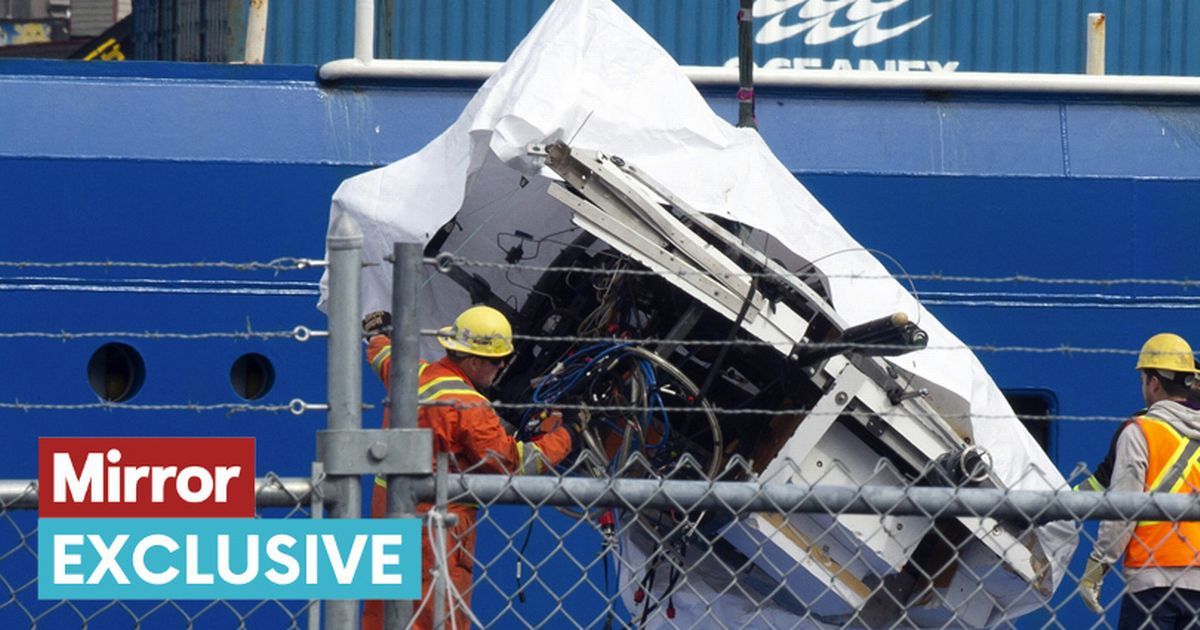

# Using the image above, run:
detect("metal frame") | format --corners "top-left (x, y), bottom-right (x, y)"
top-left (536, 140), bottom-right (1046, 615)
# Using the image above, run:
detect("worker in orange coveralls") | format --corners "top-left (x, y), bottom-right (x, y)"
top-left (361, 305), bottom-right (574, 630)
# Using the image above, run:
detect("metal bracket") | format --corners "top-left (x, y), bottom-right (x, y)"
top-left (316, 429), bottom-right (434, 476)
top-left (865, 415), bottom-right (887, 438)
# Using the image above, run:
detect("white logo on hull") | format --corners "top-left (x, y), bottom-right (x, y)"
top-left (754, 0), bottom-right (932, 47)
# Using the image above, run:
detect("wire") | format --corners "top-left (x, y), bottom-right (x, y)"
top-left (0, 329), bottom-right (307, 341)
top-left (422, 328), bottom-right (1191, 358)
top-left (0, 258), bottom-right (317, 271)
top-left (467, 400), bottom-right (1148, 423)
top-left (513, 518), bottom-right (535, 604)
top-left (577, 263), bottom-right (625, 336)
top-left (408, 516), bottom-right (439, 629)
top-left (0, 401), bottom-right (292, 414)
top-left (921, 299), bottom-right (1200, 310)
top-left (432, 255), bottom-right (1200, 289)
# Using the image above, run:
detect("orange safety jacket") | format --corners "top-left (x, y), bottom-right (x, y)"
top-left (366, 335), bottom-right (572, 475)
top-left (362, 336), bottom-right (573, 630)
top-left (1125, 415), bottom-right (1200, 568)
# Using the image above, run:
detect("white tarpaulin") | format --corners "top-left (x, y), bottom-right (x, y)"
top-left (319, 0), bottom-right (1076, 625)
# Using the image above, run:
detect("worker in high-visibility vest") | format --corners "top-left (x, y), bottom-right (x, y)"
top-left (360, 305), bottom-right (575, 630)
top-left (1078, 333), bottom-right (1200, 626)
top-left (1081, 358), bottom-right (1200, 493)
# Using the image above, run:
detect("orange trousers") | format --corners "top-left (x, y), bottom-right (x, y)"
top-left (363, 500), bottom-right (478, 630)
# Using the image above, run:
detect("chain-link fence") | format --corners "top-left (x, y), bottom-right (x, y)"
top-left (0, 475), bottom-right (319, 628)
top-left (408, 456), bottom-right (1200, 630)
top-left (6, 460), bottom-right (1200, 628)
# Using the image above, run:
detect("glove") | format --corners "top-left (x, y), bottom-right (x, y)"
top-left (564, 423), bottom-right (586, 462)
top-left (1077, 558), bottom-right (1108, 614)
top-left (361, 311), bottom-right (392, 337)
top-left (540, 409), bottom-right (564, 433)
top-left (561, 408), bottom-right (588, 459)
top-left (524, 409), bottom-right (564, 440)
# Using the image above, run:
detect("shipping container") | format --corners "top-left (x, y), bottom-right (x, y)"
top-left (71, 0), bottom-right (131, 37)
top-left (131, 0), bottom-right (1200, 76)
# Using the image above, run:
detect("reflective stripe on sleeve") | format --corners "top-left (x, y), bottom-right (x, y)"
top-left (514, 441), bottom-right (544, 475)
top-left (369, 345), bottom-right (392, 376)
top-left (418, 375), bottom-right (468, 396)
top-left (419, 379), bottom-right (488, 407)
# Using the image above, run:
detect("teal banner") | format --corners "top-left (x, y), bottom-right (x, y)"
top-left (38, 518), bottom-right (421, 600)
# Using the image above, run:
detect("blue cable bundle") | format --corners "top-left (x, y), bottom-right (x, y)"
top-left (522, 342), bottom-right (672, 468)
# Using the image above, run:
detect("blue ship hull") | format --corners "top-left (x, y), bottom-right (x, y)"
top-left (2, 59), bottom-right (1199, 628)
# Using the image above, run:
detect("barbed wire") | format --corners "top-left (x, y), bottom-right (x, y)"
top-left (4, 255), bottom-right (1195, 288)
top-left (0, 326), bottom-right (325, 342)
top-left (0, 258), bottom-right (322, 272)
top-left (0, 395), bottom-right (1136, 422)
top-left (0, 275), bottom-right (319, 288)
top-left (921, 299), bottom-right (1200, 310)
top-left (419, 329), bottom-right (1192, 358)
top-left (922, 290), bottom-right (1200, 302)
top-left (0, 399), bottom-right (366, 416)
top-left (7, 322), bottom-right (1174, 356)
top-left (428, 254), bottom-right (1200, 289)
top-left (450, 400), bottom-right (1142, 423)
top-left (0, 401), bottom-right (293, 414)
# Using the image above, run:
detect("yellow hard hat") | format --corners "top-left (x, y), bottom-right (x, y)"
top-left (437, 306), bottom-right (514, 358)
top-left (1135, 333), bottom-right (1197, 374)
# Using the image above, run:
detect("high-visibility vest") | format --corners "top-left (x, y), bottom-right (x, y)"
top-left (372, 358), bottom-right (552, 491)
top-left (1125, 416), bottom-right (1200, 568)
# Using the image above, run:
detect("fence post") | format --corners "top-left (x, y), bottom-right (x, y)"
top-left (385, 242), bottom-right (422, 628)
top-left (324, 214), bottom-right (364, 630)
top-left (433, 451), bottom-right (449, 630)
top-left (308, 462), bottom-right (325, 630)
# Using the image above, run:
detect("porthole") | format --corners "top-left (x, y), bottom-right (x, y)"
top-left (87, 343), bottom-right (146, 402)
top-left (231, 353), bottom-right (275, 400)
top-left (1003, 388), bottom-right (1057, 454)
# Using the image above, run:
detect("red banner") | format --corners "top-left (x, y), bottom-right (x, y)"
top-left (38, 438), bottom-right (255, 518)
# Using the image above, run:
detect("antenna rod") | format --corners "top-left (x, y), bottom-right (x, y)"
top-left (737, 0), bottom-right (757, 129)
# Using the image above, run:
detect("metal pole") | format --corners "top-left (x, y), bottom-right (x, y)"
top-left (414, 475), bottom-right (1200, 524)
top-left (736, 0), bottom-right (756, 129)
top-left (354, 0), bottom-right (375, 63)
top-left (254, 477), bottom-right (316, 507)
top-left (308, 462), bottom-right (325, 630)
top-left (2, 478), bottom-right (313, 510)
top-left (385, 242), bottom-right (422, 629)
top-left (243, 0), bottom-right (268, 64)
top-left (1086, 13), bottom-right (1106, 76)
top-left (432, 452), bottom-right (449, 630)
top-left (325, 213), bottom-right (363, 630)
top-left (319, 59), bottom-right (1200, 97)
